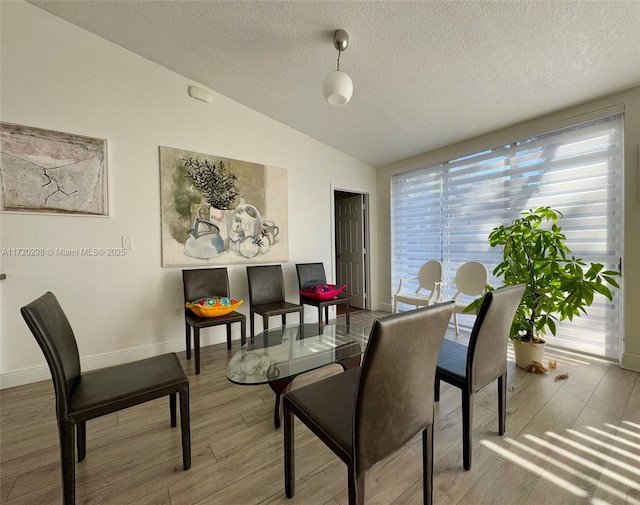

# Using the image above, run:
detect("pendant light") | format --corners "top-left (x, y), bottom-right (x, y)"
top-left (323, 29), bottom-right (353, 106)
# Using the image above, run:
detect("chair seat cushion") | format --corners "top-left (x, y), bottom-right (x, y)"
top-left (299, 284), bottom-right (347, 301)
top-left (436, 339), bottom-right (468, 382)
top-left (68, 353), bottom-right (187, 422)
top-left (186, 297), bottom-right (243, 317)
top-left (252, 301), bottom-right (302, 316)
top-left (284, 367), bottom-right (360, 458)
top-left (186, 310), bottom-right (245, 328)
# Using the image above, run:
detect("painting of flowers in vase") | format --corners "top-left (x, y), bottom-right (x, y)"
top-left (159, 146), bottom-right (288, 267)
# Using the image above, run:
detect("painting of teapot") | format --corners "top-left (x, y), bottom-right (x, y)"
top-left (186, 197), bottom-right (280, 259)
top-left (160, 147), bottom-right (288, 267)
top-left (183, 218), bottom-right (225, 259)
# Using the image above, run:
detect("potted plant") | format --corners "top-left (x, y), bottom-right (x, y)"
top-left (472, 206), bottom-right (619, 369)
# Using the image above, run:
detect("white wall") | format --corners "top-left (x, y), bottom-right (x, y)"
top-left (0, 1), bottom-right (377, 387)
top-left (376, 87), bottom-right (640, 372)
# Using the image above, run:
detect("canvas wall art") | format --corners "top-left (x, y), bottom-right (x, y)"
top-left (159, 146), bottom-right (289, 267)
top-left (0, 122), bottom-right (108, 216)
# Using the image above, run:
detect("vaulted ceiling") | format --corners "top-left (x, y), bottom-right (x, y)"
top-left (27, 1), bottom-right (640, 167)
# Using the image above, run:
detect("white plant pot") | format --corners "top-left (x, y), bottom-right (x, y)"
top-left (512, 340), bottom-right (546, 369)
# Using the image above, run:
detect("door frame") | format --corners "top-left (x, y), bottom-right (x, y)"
top-left (330, 184), bottom-right (370, 310)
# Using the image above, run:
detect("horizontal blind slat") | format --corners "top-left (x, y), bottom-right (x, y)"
top-left (391, 113), bottom-right (623, 359)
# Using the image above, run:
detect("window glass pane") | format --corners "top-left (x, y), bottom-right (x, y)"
top-left (391, 114), bottom-right (623, 359)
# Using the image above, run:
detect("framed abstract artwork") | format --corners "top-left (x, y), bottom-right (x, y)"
top-left (0, 122), bottom-right (108, 216)
top-left (159, 146), bottom-right (289, 267)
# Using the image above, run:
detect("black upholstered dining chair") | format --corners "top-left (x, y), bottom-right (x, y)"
top-left (21, 292), bottom-right (191, 505)
top-left (296, 262), bottom-right (350, 325)
top-left (435, 283), bottom-right (525, 470)
top-left (283, 301), bottom-right (455, 504)
top-left (246, 264), bottom-right (304, 337)
top-left (183, 267), bottom-right (246, 375)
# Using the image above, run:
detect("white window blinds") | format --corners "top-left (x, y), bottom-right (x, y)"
top-left (391, 113), bottom-right (623, 359)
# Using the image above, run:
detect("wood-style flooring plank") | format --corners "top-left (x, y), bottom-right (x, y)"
top-left (520, 406), bottom-right (624, 505)
top-left (587, 365), bottom-right (638, 418)
top-left (1, 311), bottom-right (638, 505)
top-left (455, 457), bottom-right (538, 505)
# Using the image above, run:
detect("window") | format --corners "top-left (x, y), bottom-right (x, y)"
top-left (391, 113), bottom-right (623, 359)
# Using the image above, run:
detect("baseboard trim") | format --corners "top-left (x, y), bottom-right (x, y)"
top-left (377, 302), bottom-right (393, 313)
top-left (621, 351), bottom-right (640, 372)
top-left (1, 338), bottom-right (187, 390)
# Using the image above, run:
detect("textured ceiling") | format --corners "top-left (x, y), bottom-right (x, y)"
top-left (26, 0), bottom-right (640, 167)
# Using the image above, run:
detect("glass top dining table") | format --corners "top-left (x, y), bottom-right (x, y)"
top-left (226, 323), bottom-right (371, 428)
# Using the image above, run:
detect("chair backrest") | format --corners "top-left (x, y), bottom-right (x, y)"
top-left (247, 264), bottom-right (286, 305)
top-left (295, 263), bottom-right (327, 291)
top-left (416, 260), bottom-right (443, 293)
top-left (467, 284), bottom-right (526, 392)
top-left (183, 267), bottom-right (231, 303)
top-left (354, 301), bottom-right (454, 475)
top-left (454, 261), bottom-right (488, 297)
top-left (20, 292), bottom-right (81, 422)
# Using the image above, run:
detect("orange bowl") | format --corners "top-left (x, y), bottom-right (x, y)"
top-left (186, 297), bottom-right (243, 318)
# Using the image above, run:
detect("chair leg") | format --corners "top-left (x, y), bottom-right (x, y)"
top-left (250, 311), bottom-right (255, 338)
top-left (434, 376), bottom-right (440, 402)
top-left (317, 306), bottom-right (323, 325)
top-left (498, 374), bottom-right (506, 436)
top-left (76, 421), bottom-right (86, 462)
top-left (240, 319), bottom-right (247, 346)
top-left (281, 314), bottom-right (286, 326)
top-left (454, 313), bottom-right (460, 335)
top-left (194, 327), bottom-right (201, 375)
top-left (345, 300), bottom-right (350, 326)
top-left (422, 423), bottom-right (434, 505)
top-left (179, 383), bottom-right (191, 471)
top-left (324, 306), bottom-right (329, 324)
top-left (170, 393), bottom-right (177, 427)
top-left (462, 390), bottom-right (473, 470)
top-left (226, 324), bottom-right (232, 350)
top-left (185, 321), bottom-right (192, 360)
top-left (283, 400), bottom-right (295, 498)
top-left (347, 463), bottom-right (365, 505)
top-left (59, 421), bottom-right (75, 505)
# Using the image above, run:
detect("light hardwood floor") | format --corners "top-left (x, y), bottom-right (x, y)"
top-left (1, 310), bottom-right (639, 505)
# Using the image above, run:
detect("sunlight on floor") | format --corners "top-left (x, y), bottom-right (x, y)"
top-left (524, 433), bottom-right (639, 490)
top-left (480, 419), bottom-right (640, 505)
top-left (481, 438), bottom-right (588, 497)
top-left (545, 431), bottom-right (640, 476)
top-left (609, 421), bottom-right (640, 440)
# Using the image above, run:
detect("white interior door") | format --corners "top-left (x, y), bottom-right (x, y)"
top-left (335, 193), bottom-right (366, 309)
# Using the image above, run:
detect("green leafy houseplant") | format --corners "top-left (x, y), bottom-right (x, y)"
top-left (182, 158), bottom-right (239, 210)
top-left (473, 207), bottom-right (619, 345)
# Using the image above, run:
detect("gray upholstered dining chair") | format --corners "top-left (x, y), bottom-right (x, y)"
top-left (183, 267), bottom-right (246, 375)
top-left (21, 292), bottom-right (191, 505)
top-left (296, 262), bottom-right (350, 325)
top-left (435, 283), bottom-right (525, 470)
top-left (283, 301), bottom-right (455, 504)
top-left (246, 264), bottom-right (304, 337)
